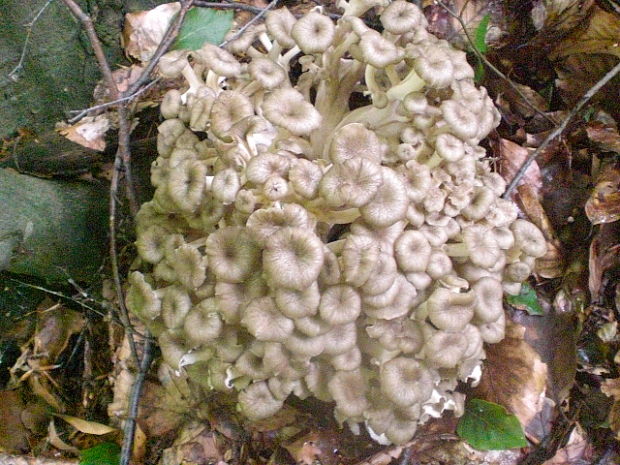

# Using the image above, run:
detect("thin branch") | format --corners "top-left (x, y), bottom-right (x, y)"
top-left (220, 0), bottom-right (279, 46)
top-left (125, 0), bottom-right (195, 97)
top-left (67, 78), bottom-right (160, 124)
top-left (193, 0), bottom-right (265, 14)
top-left (119, 331), bottom-right (154, 465)
top-left (7, 0), bottom-right (56, 81)
top-left (436, 0), bottom-right (555, 125)
top-left (117, 104), bottom-right (139, 217)
top-left (503, 60), bottom-right (620, 198)
top-left (60, 0), bottom-right (119, 100)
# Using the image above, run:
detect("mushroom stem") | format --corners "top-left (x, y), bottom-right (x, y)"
top-left (386, 67), bottom-right (425, 101)
top-left (279, 45), bottom-right (301, 69)
top-left (181, 63), bottom-right (205, 96)
top-left (365, 65), bottom-right (388, 108)
top-left (385, 64), bottom-right (401, 86)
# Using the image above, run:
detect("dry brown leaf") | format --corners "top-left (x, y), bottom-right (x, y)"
top-left (55, 414), bottom-right (117, 435)
top-left (474, 322), bottom-right (548, 429)
top-left (56, 115), bottom-right (110, 152)
top-left (122, 2), bottom-right (181, 62)
top-left (601, 378), bottom-right (620, 400)
top-left (586, 122), bottom-right (620, 154)
top-left (0, 391), bottom-right (31, 453)
top-left (247, 405), bottom-right (298, 432)
top-left (588, 222), bottom-right (620, 300)
top-left (517, 184), bottom-right (564, 278)
top-left (555, 53), bottom-right (620, 118)
top-left (160, 423), bottom-right (226, 465)
top-left (47, 419), bottom-right (80, 456)
top-left (542, 425), bottom-right (593, 464)
top-left (499, 138), bottom-right (543, 195)
top-left (284, 430), bottom-right (341, 465)
top-left (34, 301), bottom-right (85, 365)
top-left (585, 161), bottom-right (620, 224)
top-left (550, 5), bottom-right (620, 59)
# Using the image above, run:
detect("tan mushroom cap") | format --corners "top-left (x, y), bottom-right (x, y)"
top-left (380, 357), bottom-right (433, 407)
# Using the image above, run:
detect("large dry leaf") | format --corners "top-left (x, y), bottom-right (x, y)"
top-left (550, 5), bottom-right (620, 59)
top-left (585, 161), bottom-right (620, 224)
top-left (123, 2), bottom-right (181, 62)
top-left (474, 323), bottom-right (548, 429)
top-left (602, 377), bottom-right (620, 438)
top-left (284, 430), bottom-right (341, 465)
top-left (56, 115), bottom-right (110, 152)
top-left (555, 53), bottom-right (620, 118)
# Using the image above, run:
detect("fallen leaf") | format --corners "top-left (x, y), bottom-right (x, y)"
top-left (123, 2), bottom-right (181, 62)
top-left (542, 425), bottom-right (593, 464)
top-left (34, 300), bottom-right (84, 365)
top-left (499, 138), bottom-right (542, 195)
top-left (506, 283), bottom-right (544, 316)
top-left (588, 222), bottom-right (620, 300)
top-left (474, 323), bottom-right (548, 430)
top-left (0, 390), bottom-right (30, 453)
top-left (517, 184), bottom-right (564, 278)
top-left (555, 53), bottom-right (620, 119)
top-left (550, 5), bottom-right (620, 59)
top-left (284, 430), bottom-right (341, 465)
top-left (585, 160), bottom-right (620, 224)
top-left (79, 442), bottom-right (121, 465)
top-left (160, 423), bottom-right (226, 465)
top-left (56, 115), bottom-right (110, 152)
top-left (47, 419), bottom-right (80, 455)
top-left (457, 399), bottom-right (527, 451)
top-left (586, 121), bottom-right (620, 154)
top-left (247, 405), bottom-right (298, 432)
top-left (171, 7), bottom-right (234, 51)
top-left (55, 415), bottom-right (117, 435)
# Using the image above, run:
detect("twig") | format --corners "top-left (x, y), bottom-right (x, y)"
top-left (67, 78), bottom-right (160, 124)
top-left (220, 0), bottom-right (279, 46)
top-left (6, 0), bottom-right (56, 81)
top-left (125, 0), bottom-right (195, 97)
top-left (436, 0), bottom-right (555, 125)
top-left (503, 60), bottom-right (620, 198)
top-left (60, 0), bottom-right (119, 100)
top-left (194, 0), bottom-right (265, 15)
top-left (119, 330), bottom-right (154, 465)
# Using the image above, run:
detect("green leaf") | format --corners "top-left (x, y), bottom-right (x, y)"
top-left (457, 399), bottom-right (527, 451)
top-left (473, 14), bottom-right (490, 54)
top-left (79, 442), bottom-right (120, 465)
top-left (172, 7), bottom-right (234, 51)
top-left (506, 283), bottom-right (544, 316)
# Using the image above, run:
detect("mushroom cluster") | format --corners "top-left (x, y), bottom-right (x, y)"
top-left (127, 0), bottom-right (546, 445)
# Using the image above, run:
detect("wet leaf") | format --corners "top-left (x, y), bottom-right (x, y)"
top-left (542, 425), bottom-right (593, 464)
top-left (474, 13), bottom-right (490, 54)
top-left (56, 414), bottom-right (117, 435)
top-left (585, 161), bottom-right (620, 224)
top-left (457, 399), bottom-right (528, 451)
top-left (123, 2), bottom-right (181, 61)
top-left (34, 300), bottom-right (84, 365)
top-left (284, 430), bottom-right (341, 465)
top-left (160, 424), bottom-right (225, 465)
top-left (474, 324), bottom-right (548, 429)
top-left (172, 8), bottom-right (234, 51)
top-left (506, 283), bottom-right (544, 315)
top-left (79, 442), bottom-right (121, 465)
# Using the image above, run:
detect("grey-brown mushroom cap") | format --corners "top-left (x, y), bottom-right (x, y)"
top-left (238, 381), bottom-right (285, 421)
top-left (380, 357), bottom-right (433, 407)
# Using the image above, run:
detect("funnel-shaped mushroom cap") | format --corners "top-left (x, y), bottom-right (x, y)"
top-left (380, 357), bottom-right (433, 407)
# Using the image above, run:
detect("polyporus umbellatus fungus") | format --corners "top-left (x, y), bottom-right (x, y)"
top-left (126, 0), bottom-right (547, 445)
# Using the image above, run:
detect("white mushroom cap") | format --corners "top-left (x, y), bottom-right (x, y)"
top-left (472, 277), bottom-right (504, 323)
top-left (265, 7), bottom-right (297, 48)
top-left (263, 227), bottom-right (324, 291)
top-left (274, 282), bottom-right (320, 318)
top-left (380, 357), bottom-right (433, 407)
top-left (291, 11), bottom-right (335, 54)
top-left (238, 381), bottom-right (284, 421)
top-left (381, 0), bottom-right (426, 34)
top-left (241, 297), bottom-right (294, 342)
top-left (511, 219), bottom-right (547, 258)
top-left (192, 43), bottom-right (241, 77)
top-left (328, 369), bottom-right (368, 418)
top-left (394, 230), bottom-right (431, 272)
top-left (263, 88), bottom-right (322, 136)
top-left (319, 157), bottom-right (383, 208)
top-left (319, 284), bottom-right (362, 325)
top-left (205, 227), bottom-right (260, 283)
top-left (426, 288), bottom-right (475, 332)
